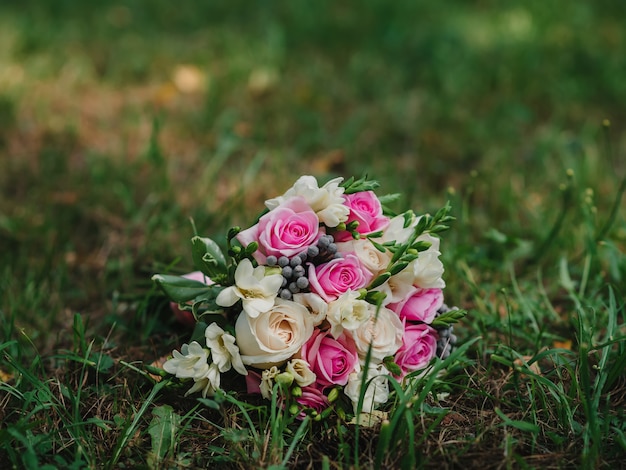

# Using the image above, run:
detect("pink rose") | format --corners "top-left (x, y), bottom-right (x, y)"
top-left (301, 328), bottom-right (359, 387)
top-left (237, 196), bottom-right (322, 264)
top-left (334, 191), bottom-right (390, 242)
top-left (308, 254), bottom-right (373, 302)
top-left (388, 288), bottom-right (443, 324)
top-left (295, 386), bottom-right (330, 419)
top-left (170, 271), bottom-right (211, 327)
top-left (394, 323), bottom-right (437, 377)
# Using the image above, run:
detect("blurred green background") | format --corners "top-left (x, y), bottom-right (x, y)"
top-left (1, 0), bottom-right (625, 350)
top-left (1, 2), bottom-right (625, 467)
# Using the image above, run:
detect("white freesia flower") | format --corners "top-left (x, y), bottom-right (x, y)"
top-left (344, 363), bottom-right (390, 414)
top-left (326, 291), bottom-right (373, 338)
top-left (286, 359), bottom-right (316, 387)
top-left (163, 341), bottom-right (210, 379)
top-left (292, 292), bottom-right (328, 326)
top-left (186, 363), bottom-right (221, 398)
top-left (265, 175), bottom-right (349, 227)
top-left (235, 298), bottom-right (314, 368)
top-left (216, 258), bottom-right (283, 318)
top-left (259, 366), bottom-right (280, 399)
top-left (205, 323), bottom-right (247, 375)
top-left (351, 306), bottom-right (404, 362)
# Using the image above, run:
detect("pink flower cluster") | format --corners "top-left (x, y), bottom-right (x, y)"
top-left (164, 175), bottom-right (455, 417)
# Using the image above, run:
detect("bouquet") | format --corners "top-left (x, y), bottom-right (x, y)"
top-left (152, 175), bottom-right (464, 418)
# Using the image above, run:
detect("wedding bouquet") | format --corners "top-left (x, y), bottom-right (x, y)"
top-left (152, 175), bottom-right (464, 418)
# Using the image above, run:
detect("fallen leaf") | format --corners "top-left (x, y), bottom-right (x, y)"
top-left (513, 355), bottom-right (542, 376)
top-left (348, 410), bottom-right (388, 427)
top-left (553, 339), bottom-right (572, 350)
top-left (0, 368), bottom-right (14, 383)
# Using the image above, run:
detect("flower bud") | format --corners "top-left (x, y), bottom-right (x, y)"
top-left (346, 220), bottom-right (360, 231)
top-left (245, 241), bottom-right (259, 255)
top-left (275, 372), bottom-right (294, 387)
top-left (264, 266), bottom-right (282, 277)
top-left (227, 227), bottom-right (241, 240)
top-left (291, 385), bottom-right (303, 398)
top-left (327, 387), bottom-right (340, 403)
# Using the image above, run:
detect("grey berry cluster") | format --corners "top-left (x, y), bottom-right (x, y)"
top-left (265, 234), bottom-right (341, 301)
top-left (434, 304), bottom-right (458, 360)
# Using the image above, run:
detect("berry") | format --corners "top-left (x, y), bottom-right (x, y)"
top-left (296, 277), bottom-right (309, 289)
top-left (293, 265), bottom-right (305, 278)
top-left (318, 236), bottom-right (330, 249)
top-left (266, 255), bottom-right (278, 266)
top-left (282, 266), bottom-right (293, 279)
top-left (290, 256), bottom-right (302, 267)
top-left (278, 256), bottom-right (290, 267)
top-left (307, 245), bottom-right (320, 258)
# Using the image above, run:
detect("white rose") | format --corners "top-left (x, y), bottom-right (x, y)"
top-left (265, 175), bottom-right (349, 227)
top-left (335, 239), bottom-right (392, 276)
top-left (351, 306), bottom-right (404, 362)
top-left (285, 359), bottom-right (316, 387)
top-left (235, 298), bottom-right (314, 369)
top-left (292, 292), bottom-right (328, 326)
top-left (344, 363), bottom-right (390, 413)
top-left (326, 291), bottom-right (373, 338)
top-left (216, 258), bottom-right (283, 318)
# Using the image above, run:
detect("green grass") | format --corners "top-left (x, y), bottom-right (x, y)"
top-left (1, 1), bottom-right (625, 468)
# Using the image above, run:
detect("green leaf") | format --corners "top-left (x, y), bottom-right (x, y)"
top-left (495, 407), bottom-right (540, 433)
top-left (148, 405), bottom-right (181, 467)
top-left (144, 364), bottom-right (168, 377)
top-left (189, 321), bottom-right (209, 345)
top-left (197, 398), bottom-right (221, 410)
top-left (377, 193), bottom-right (401, 205)
top-left (429, 224), bottom-right (450, 233)
top-left (368, 272), bottom-right (391, 289)
top-left (431, 309), bottom-right (467, 327)
top-left (414, 214), bottom-right (431, 234)
top-left (191, 236), bottom-right (227, 278)
top-left (369, 239), bottom-right (387, 253)
top-left (365, 290), bottom-right (387, 306)
top-left (152, 274), bottom-right (213, 303)
top-left (411, 240), bottom-right (432, 252)
top-left (383, 356), bottom-right (402, 377)
top-left (389, 261), bottom-right (409, 276)
top-left (341, 175), bottom-right (380, 194)
top-left (87, 352), bottom-right (114, 373)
